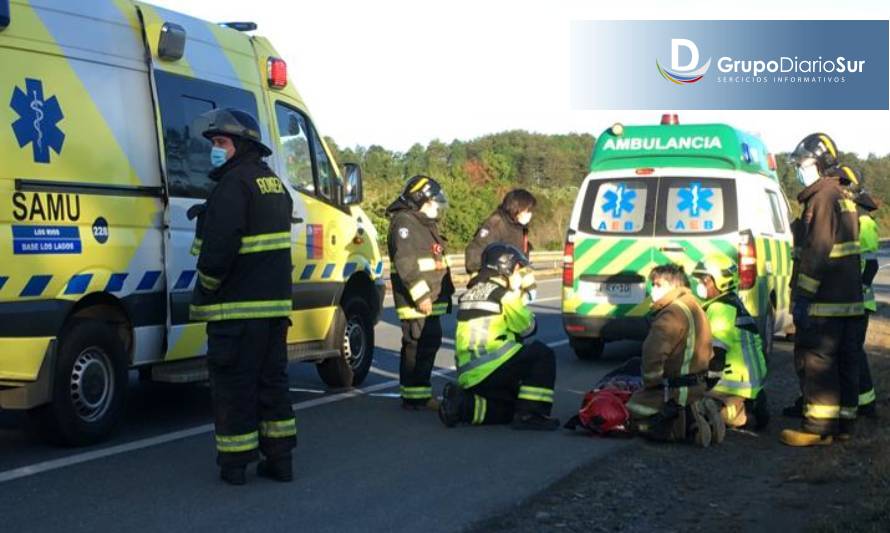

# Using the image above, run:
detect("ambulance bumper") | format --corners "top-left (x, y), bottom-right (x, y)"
top-left (563, 314), bottom-right (649, 342)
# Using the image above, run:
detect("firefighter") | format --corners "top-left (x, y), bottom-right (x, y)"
top-left (190, 108), bottom-right (296, 485)
top-left (781, 133), bottom-right (864, 447)
top-left (439, 243), bottom-right (559, 430)
top-left (627, 264), bottom-right (724, 447)
top-left (386, 175), bottom-right (455, 410)
top-left (465, 189), bottom-right (538, 302)
top-left (839, 165), bottom-right (880, 418)
top-left (691, 254), bottom-right (770, 430)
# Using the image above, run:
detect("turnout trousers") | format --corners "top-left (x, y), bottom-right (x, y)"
top-left (400, 316), bottom-right (442, 405)
top-left (207, 318), bottom-right (297, 468)
top-left (795, 316), bottom-right (863, 435)
top-left (464, 341), bottom-right (557, 424)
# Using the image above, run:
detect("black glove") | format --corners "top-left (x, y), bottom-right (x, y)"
top-left (187, 203), bottom-right (207, 221)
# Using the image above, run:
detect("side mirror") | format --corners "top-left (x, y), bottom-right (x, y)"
top-left (158, 22), bottom-right (186, 61)
top-left (1, 0), bottom-right (11, 31)
top-left (342, 163), bottom-right (363, 206)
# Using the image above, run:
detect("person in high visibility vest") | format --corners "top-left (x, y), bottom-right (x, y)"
top-left (691, 254), bottom-right (769, 430)
top-left (439, 243), bottom-right (559, 430)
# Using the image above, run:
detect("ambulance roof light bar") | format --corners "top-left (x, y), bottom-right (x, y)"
top-left (661, 113), bottom-right (680, 125)
top-left (219, 22), bottom-right (258, 32)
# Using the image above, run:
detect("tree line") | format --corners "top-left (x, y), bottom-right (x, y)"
top-left (323, 131), bottom-right (889, 250)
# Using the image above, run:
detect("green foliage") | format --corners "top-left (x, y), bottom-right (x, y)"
top-left (326, 131), bottom-right (890, 250)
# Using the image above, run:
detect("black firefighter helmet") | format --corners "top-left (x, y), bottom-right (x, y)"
top-left (199, 107), bottom-right (272, 156)
top-left (481, 243), bottom-right (530, 279)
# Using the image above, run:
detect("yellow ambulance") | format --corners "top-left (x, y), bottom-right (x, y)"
top-left (0, 0), bottom-right (385, 444)
top-left (562, 116), bottom-right (794, 360)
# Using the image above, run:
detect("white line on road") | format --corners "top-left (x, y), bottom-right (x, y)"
top-left (0, 337), bottom-right (570, 484)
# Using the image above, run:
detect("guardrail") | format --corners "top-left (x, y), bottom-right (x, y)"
top-left (382, 250), bottom-right (565, 279)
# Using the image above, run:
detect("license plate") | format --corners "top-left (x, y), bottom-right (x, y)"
top-left (578, 281), bottom-right (644, 304)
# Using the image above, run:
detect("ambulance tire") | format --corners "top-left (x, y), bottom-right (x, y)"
top-left (35, 319), bottom-right (128, 446)
top-left (761, 307), bottom-right (775, 366)
top-left (317, 296), bottom-right (374, 388)
top-left (571, 337), bottom-right (605, 360)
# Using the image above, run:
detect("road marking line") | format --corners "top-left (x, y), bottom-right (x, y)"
top-left (0, 336), bottom-right (571, 484)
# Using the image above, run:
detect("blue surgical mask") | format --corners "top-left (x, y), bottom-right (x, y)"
top-left (210, 147), bottom-right (229, 168)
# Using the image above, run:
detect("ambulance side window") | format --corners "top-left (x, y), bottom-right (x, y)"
top-left (765, 189), bottom-right (786, 233)
top-left (274, 104), bottom-right (314, 192)
top-left (273, 103), bottom-right (338, 204)
top-left (155, 71), bottom-right (259, 199)
top-left (658, 177), bottom-right (738, 235)
top-left (579, 178), bottom-right (655, 235)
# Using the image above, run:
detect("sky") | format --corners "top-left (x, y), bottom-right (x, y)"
top-left (148, 0), bottom-right (890, 157)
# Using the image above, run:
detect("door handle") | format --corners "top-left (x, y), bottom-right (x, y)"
top-left (659, 245), bottom-right (684, 253)
top-left (291, 217), bottom-right (304, 224)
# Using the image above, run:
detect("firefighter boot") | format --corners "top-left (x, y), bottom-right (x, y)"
top-left (438, 382), bottom-right (468, 428)
top-left (779, 429), bottom-right (834, 447)
top-left (257, 457), bottom-right (293, 482)
top-left (701, 398), bottom-right (726, 445)
top-left (220, 466), bottom-right (247, 486)
top-left (688, 400), bottom-right (712, 448)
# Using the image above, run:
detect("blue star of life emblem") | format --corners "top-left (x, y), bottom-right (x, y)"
top-left (602, 183), bottom-right (637, 219)
top-left (10, 78), bottom-right (65, 163)
top-left (677, 182), bottom-right (714, 217)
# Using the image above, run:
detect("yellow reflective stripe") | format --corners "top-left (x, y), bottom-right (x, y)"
top-left (808, 302), bottom-right (864, 317)
top-left (517, 385), bottom-right (554, 403)
top-left (401, 386), bottom-right (432, 399)
top-left (190, 238), bottom-right (203, 256)
top-left (409, 177), bottom-right (429, 192)
top-left (197, 270), bottom-right (221, 291)
top-left (472, 395), bottom-right (487, 425)
top-left (190, 300), bottom-right (292, 321)
top-left (839, 407), bottom-right (857, 420)
top-left (829, 241), bottom-right (860, 258)
top-left (396, 303), bottom-right (449, 320)
top-left (409, 281), bottom-right (431, 301)
top-left (859, 389), bottom-right (876, 406)
top-left (673, 299), bottom-right (696, 406)
top-left (417, 258), bottom-right (437, 272)
top-left (216, 431), bottom-right (259, 453)
top-left (239, 232), bottom-right (291, 254)
top-left (259, 418), bottom-right (297, 438)
top-left (819, 134), bottom-right (837, 157)
top-left (805, 404), bottom-right (840, 419)
top-left (797, 274), bottom-right (820, 293)
top-left (838, 199), bottom-right (857, 213)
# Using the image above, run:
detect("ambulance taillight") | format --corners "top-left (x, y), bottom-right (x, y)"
top-left (738, 231), bottom-right (757, 290)
top-left (563, 230), bottom-right (576, 288)
top-left (767, 153), bottom-right (777, 171)
top-left (661, 113), bottom-right (679, 125)
top-left (268, 57), bottom-right (287, 89)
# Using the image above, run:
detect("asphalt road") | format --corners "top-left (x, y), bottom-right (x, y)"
top-left (0, 278), bottom-right (643, 532)
top-left (1, 250), bottom-right (888, 532)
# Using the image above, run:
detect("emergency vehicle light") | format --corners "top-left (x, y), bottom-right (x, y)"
top-left (635, 168), bottom-right (655, 176)
top-left (660, 113), bottom-right (679, 125)
top-left (268, 57), bottom-right (287, 89)
top-left (738, 231), bottom-right (757, 290)
top-left (767, 153), bottom-right (777, 171)
top-left (158, 22), bottom-right (186, 61)
top-left (563, 230), bottom-right (576, 288)
top-left (611, 123), bottom-right (625, 136)
top-left (741, 143), bottom-right (752, 163)
top-left (0, 0), bottom-right (10, 31)
top-left (219, 22), bottom-right (258, 32)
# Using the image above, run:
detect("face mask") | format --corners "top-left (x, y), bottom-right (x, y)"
top-left (649, 284), bottom-right (670, 303)
top-left (210, 146), bottom-right (229, 168)
top-left (508, 271), bottom-right (523, 291)
top-left (796, 164), bottom-right (820, 187)
top-left (516, 211), bottom-right (533, 226)
top-left (420, 202), bottom-right (440, 220)
top-left (693, 279), bottom-right (709, 300)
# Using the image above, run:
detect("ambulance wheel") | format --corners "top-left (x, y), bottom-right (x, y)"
top-left (571, 337), bottom-right (605, 360)
top-left (37, 319), bottom-right (128, 446)
top-left (317, 296), bottom-right (374, 388)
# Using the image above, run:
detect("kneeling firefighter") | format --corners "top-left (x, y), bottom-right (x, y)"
top-left (439, 243), bottom-right (560, 430)
top-left (190, 108), bottom-right (296, 485)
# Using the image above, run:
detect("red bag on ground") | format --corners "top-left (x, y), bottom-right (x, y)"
top-left (564, 388), bottom-right (632, 437)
